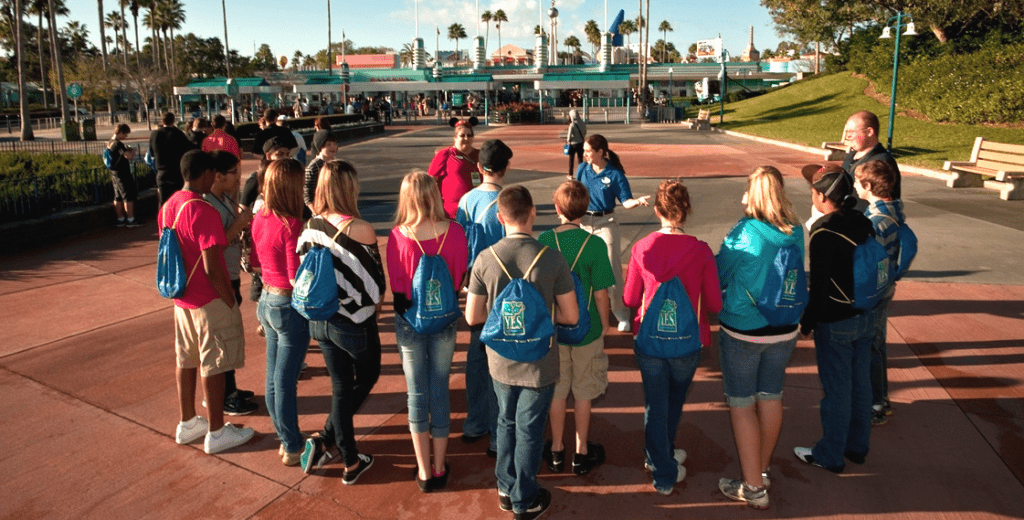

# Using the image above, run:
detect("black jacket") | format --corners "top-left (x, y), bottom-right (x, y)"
top-left (800, 209), bottom-right (875, 335)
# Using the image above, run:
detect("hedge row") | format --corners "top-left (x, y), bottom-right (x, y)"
top-left (0, 152), bottom-right (105, 180)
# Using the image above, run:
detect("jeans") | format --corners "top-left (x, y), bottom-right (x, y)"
top-left (581, 213), bottom-right (628, 324)
top-left (257, 292), bottom-right (310, 454)
top-left (634, 346), bottom-right (700, 491)
top-left (493, 381), bottom-right (555, 513)
top-left (395, 314), bottom-right (457, 437)
top-left (719, 330), bottom-right (797, 408)
top-left (567, 142), bottom-right (584, 178)
top-left (870, 292), bottom-right (895, 407)
top-left (463, 326), bottom-right (498, 450)
top-left (310, 315), bottom-right (382, 467)
top-left (812, 310), bottom-right (874, 470)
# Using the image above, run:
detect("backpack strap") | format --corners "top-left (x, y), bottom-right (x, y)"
top-left (477, 198), bottom-right (500, 224)
top-left (554, 230), bottom-right (594, 307)
top-left (488, 245), bottom-right (548, 281)
top-left (810, 228), bottom-right (856, 305)
top-left (810, 227), bottom-right (857, 247)
top-left (168, 197), bottom-right (214, 291)
top-left (406, 221), bottom-right (449, 257)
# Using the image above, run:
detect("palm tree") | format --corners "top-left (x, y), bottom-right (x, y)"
top-left (564, 35), bottom-right (581, 64)
top-left (118, 0), bottom-right (129, 68)
top-left (493, 9), bottom-right (507, 54)
top-left (47, 0), bottom-right (69, 120)
top-left (97, 0), bottom-right (109, 71)
top-left (584, 20), bottom-right (600, 63)
top-left (105, 11), bottom-right (125, 53)
top-left (160, 0), bottom-right (185, 78)
top-left (141, 0), bottom-right (159, 70)
top-left (14, 0), bottom-right (34, 139)
top-left (129, 0), bottom-right (141, 67)
top-left (658, 20), bottom-right (673, 62)
top-left (447, 23), bottom-right (466, 65)
top-left (619, 19), bottom-right (636, 62)
top-left (292, 49), bottom-right (303, 70)
top-left (481, 10), bottom-right (491, 54)
top-left (29, 0), bottom-right (51, 107)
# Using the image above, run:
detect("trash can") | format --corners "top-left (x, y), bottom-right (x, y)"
top-left (81, 119), bottom-right (96, 141)
top-left (61, 119), bottom-right (81, 141)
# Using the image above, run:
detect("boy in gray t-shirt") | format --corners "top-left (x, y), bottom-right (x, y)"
top-left (466, 185), bottom-right (577, 519)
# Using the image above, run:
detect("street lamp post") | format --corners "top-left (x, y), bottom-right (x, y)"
top-left (668, 67), bottom-right (673, 106)
top-left (880, 11), bottom-right (916, 153)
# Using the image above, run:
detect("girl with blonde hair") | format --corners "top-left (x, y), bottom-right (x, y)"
top-left (298, 160), bottom-right (385, 483)
top-left (386, 170), bottom-right (468, 492)
top-left (715, 166), bottom-right (804, 508)
top-left (251, 158), bottom-right (309, 466)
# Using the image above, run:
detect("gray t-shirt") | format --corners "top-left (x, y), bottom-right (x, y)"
top-left (203, 192), bottom-right (242, 280)
top-left (469, 233), bottom-right (575, 388)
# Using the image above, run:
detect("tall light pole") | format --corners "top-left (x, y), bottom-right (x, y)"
top-left (668, 67), bottom-right (673, 106)
top-left (879, 11), bottom-right (916, 153)
top-left (222, 0), bottom-right (230, 77)
top-left (327, 0), bottom-right (333, 74)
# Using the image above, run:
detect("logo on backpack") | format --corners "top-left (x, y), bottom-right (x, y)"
top-left (783, 270), bottom-right (799, 300)
top-left (657, 299), bottom-right (677, 333)
top-left (425, 279), bottom-right (443, 312)
top-left (501, 301), bottom-right (526, 336)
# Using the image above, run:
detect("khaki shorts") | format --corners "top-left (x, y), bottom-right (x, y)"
top-left (553, 336), bottom-right (609, 401)
top-left (174, 298), bottom-right (246, 377)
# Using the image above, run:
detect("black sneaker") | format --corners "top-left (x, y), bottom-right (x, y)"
top-left (342, 453), bottom-right (374, 485)
top-left (429, 462), bottom-right (450, 491)
top-left (486, 447), bottom-right (497, 459)
top-left (514, 487), bottom-right (551, 520)
top-left (302, 436), bottom-right (336, 474)
top-left (224, 396), bottom-right (258, 416)
top-left (125, 219), bottom-right (143, 227)
top-left (498, 490), bottom-right (512, 511)
top-left (543, 440), bottom-right (564, 473)
top-left (844, 451), bottom-right (867, 465)
top-left (572, 442), bottom-right (605, 476)
top-left (461, 431), bottom-right (487, 444)
top-left (233, 389), bottom-right (255, 400)
top-left (793, 447), bottom-right (843, 473)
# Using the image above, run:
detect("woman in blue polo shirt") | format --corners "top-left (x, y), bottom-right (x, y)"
top-left (574, 134), bottom-right (650, 332)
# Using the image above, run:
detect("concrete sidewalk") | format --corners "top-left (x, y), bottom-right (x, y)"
top-left (1, 124), bottom-right (1021, 520)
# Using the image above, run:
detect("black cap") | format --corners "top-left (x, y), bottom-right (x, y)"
top-left (478, 139), bottom-right (513, 173)
top-left (263, 137), bottom-right (286, 155)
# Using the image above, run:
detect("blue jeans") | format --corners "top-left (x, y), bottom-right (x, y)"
top-left (870, 292), bottom-right (895, 407)
top-left (634, 346), bottom-right (700, 491)
top-left (812, 311), bottom-right (874, 470)
top-left (395, 314), bottom-right (457, 437)
top-left (310, 315), bottom-right (381, 467)
top-left (463, 326), bottom-right (498, 450)
top-left (719, 330), bottom-right (797, 407)
top-left (493, 381), bottom-right (555, 514)
top-left (257, 292), bottom-right (310, 454)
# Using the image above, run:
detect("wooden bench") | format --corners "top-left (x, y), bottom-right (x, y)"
top-left (944, 137), bottom-right (1024, 201)
top-left (687, 109), bottom-right (711, 131)
top-left (820, 140), bottom-right (850, 161)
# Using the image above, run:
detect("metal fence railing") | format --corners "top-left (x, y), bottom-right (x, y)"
top-left (0, 140), bottom-right (147, 156)
top-left (0, 162), bottom-right (155, 223)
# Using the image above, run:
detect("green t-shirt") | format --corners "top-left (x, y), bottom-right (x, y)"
top-left (538, 227), bottom-right (615, 346)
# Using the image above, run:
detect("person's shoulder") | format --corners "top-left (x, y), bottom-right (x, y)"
top-left (346, 219), bottom-right (378, 245)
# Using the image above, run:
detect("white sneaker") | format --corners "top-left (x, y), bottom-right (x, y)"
top-left (617, 321), bottom-right (631, 333)
top-left (175, 416), bottom-right (209, 444)
top-left (204, 423), bottom-right (255, 454)
top-left (677, 464), bottom-right (687, 483)
top-left (645, 449), bottom-right (687, 472)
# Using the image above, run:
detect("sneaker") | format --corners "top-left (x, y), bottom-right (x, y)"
top-left (204, 423), bottom-right (255, 454)
top-left (461, 431), bottom-right (487, 444)
top-left (498, 489), bottom-right (512, 511)
top-left (429, 462), bottom-right (450, 491)
top-left (125, 219), bottom-right (142, 227)
top-left (645, 449), bottom-right (687, 471)
top-left (224, 396), bottom-right (258, 416)
top-left (871, 408), bottom-right (889, 426)
top-left (233, 389), bottom-right (256, 400)
top-left (762, 469), bottom-right (772, 489)
top-left (175, 415), bottom-right (209, 444)
top-left (342, 453), bottom-right (374, 485)
top-left (486, 447), bottom-right (497, 459)
top-left (793, 446), bottom-right (843, 473)
top-left (719, 478), bottom-right (769, 509)
top-left (844, 451), bottom-right (866, 465)
top-left (572, 442), bottom-right (605, 476)
top-left (676, 464), bottom-right (687, 483)
top-left (116, 219), bottom-right (127, 227)
top-left (513, 487), bottom-right (551, 520)
top-left (282, 450), bottom-right (302, 466)
top-left (302, 436), bottom-right (328, 474)
top-left (543, 440), bottom-right (564, 473)
top-left (617, 321), bottom-right (631, 333)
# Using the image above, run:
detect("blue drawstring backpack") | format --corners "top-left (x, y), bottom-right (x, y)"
top-left (156, 198), bottom-right (209, 298)
top-left (403, 225), bottom-right (460, 335)
top-left (554, 231), bottom-right (593, 345)
top-left (812, 228), bottom-right (892, 310)
top-left (636, 277), bottom-right (701, 359)
top-left (747, 243), bottom-right (808, 326)
top-left (878, 214), bottom-right (918, 281)
top-left (292, 219), bottom-right (352, 321)
top-left (102, 146), bottom-right (115, 169)
top-left (480, 246), bottom-right (556, 363)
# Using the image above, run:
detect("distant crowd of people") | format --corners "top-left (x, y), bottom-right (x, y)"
top-left (147, 107), bottom-right (906, 519)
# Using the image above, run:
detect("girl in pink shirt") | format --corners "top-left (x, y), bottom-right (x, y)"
top-left (251, 158), bottom-right (310, 466)
top-left (387, 171), bottom-right (468, 492)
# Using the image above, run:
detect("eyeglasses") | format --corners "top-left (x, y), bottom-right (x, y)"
top-left (843, 127), bottom-right (869, 136)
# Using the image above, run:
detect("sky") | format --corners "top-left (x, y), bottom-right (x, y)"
top-left (61, 0), bottom-right (784, 63)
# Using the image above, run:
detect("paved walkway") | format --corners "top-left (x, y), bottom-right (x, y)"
top-left (1, 124), bottom-right (1021, 519)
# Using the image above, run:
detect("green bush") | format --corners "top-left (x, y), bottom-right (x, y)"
top-left (0, 152), bottom-right (105, 180)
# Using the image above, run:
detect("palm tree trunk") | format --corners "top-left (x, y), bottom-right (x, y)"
top-left (48, 0), bottom-right (68, 120)
top-left (133, 11), bottom-right (140, 68)
top-left (169, 27), bottom-right (176, 78)
top-left (98, 0), bottom-right (113, 121)
top-left (38, 10), bottom-right (48, 108)
top-left (15, 0), bottom-right (35, 140)
top-left (120, 3), bottom-right (129, 69)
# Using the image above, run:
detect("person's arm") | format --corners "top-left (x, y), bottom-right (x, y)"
top-left (465, 292), bottom-right (488, 326)
top-left (621, 196), bottom-right (650, 209)
top-left (593, 288), bottom-right (610, 337)
top-left (701, 247), bottom-right (724, 315)
top-left (202, 245), bottom-right (234, 308)
top-left (622, 246), bottom-right (643, 308)
top-left (554, 290), bottom-right (579, 326)
top-left (224, 209), bottom-right (252, 241)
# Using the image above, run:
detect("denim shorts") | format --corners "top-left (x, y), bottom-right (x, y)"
top-left (719, 328), bottom-right (798, 407)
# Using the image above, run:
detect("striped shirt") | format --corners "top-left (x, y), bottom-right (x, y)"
top-left (865, 199), bottom-right (905, 267)
top-left (297, 215), bottom-right (385, 324)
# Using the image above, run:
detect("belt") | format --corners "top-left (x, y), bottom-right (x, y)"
top-left (586, 210), bottom-right (614, 217)
top-left (263, 285), bottom-right (292, 297)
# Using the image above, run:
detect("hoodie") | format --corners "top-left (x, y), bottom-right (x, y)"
top-left (716, 217), bottom-right (805, 333)
top-left (623, 231), bottom-right (723, 347)
top-left (800, 209), bottom-right (875, 335)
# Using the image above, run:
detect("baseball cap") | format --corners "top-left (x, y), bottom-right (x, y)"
top-left (263, 137), bottom-right (287, 154)
top-left (478, 139), bottom-right (513, 173)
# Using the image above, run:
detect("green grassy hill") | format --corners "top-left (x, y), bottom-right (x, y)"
top-left (717, 72), bottom-right (1024, 170)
